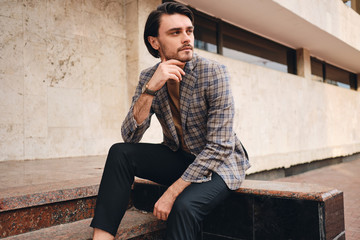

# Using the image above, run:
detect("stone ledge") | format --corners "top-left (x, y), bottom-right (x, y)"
top-left (1, 177), bottom-right (341, 213)
top-left (237, 180), bottom-right (342, 201)
top-left (133, 179), bottom-right (345, 240)
top-left (134, 178), bottom-right (342, 201)
top-left (0, 177), bottom-right (100, 212)
top-left (3, 208), bottom-right (165, 240)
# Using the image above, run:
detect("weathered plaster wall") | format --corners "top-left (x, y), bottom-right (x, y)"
top-left (0, 0), bottom-right (127, 161)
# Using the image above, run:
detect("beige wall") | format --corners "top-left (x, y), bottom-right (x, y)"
top-left (1, 0), bottom-right (359, 175)
top-left (0, 0), bottom-right (127, 161)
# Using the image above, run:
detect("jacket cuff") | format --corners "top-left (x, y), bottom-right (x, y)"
top-left (181, 168), bottom-right (212, 183)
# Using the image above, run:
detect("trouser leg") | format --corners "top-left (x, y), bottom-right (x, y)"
top-left (165, 172), bottom-right (231, 240)
top-left (90, 143), bottom-right (194, 236)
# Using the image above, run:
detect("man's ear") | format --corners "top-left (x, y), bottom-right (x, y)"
top-left (148, 36), bottom-right (159, 50)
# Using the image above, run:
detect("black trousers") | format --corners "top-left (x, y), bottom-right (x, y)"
top-left (90, 143), bottom-right (231, 240)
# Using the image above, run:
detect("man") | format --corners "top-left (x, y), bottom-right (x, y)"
top-left (91, 2), bottom-right (250, 240)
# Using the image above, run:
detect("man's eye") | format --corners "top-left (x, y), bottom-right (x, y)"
top-left (187, 29), bottom-right (193, 34)
top-left (172, 31), bottom-right (180, 35)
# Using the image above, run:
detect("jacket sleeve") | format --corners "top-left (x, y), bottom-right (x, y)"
top-left (121, 70), bottom-right (154, 143)
top-left (181, 64), bottom-right (236, 183)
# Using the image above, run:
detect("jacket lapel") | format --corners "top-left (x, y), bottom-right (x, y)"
top-left (155, 80), bottom-right (179, 145)
top-left (180, 55), bottom-right (198, 130)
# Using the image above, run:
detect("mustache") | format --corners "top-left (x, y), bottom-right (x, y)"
top-left (178, 44), bottom-right (193, 51)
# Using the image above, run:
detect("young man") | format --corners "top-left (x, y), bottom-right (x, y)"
top-left (91, 2), bottom-right (250, 240)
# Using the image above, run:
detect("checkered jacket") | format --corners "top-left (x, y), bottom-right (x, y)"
top-left (121, 54), bottom-right (250, 190)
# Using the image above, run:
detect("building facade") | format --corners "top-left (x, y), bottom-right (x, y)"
top-left (0, 0), bottom-right (359, 175)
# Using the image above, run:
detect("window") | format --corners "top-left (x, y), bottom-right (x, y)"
top-left (193, 12), bottom-right (217, 54)
top-left (343, 0), bottom-right (352, 7)
top-left (221, 22), bottom-right (296, 74)
top-left (311, 58), bottom-right (324, 82)
top-left (311, 57), bottom-right (358, 90)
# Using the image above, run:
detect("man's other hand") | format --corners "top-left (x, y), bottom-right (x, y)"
top-left (153, 189), bottom-right (176, 221)
top-left (153, 178), bottom-right (190, 221)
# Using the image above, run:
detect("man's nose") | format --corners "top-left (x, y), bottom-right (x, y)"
top-left (181, 32), bottom-right (191, 43)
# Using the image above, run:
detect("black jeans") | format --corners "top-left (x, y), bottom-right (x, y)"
top-left (90, 143), bottom-right (231, 240)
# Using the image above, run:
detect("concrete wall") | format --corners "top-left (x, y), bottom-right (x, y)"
top-left (0, 0), bottom-right (127, 161)
top-left (1, 0), bottom-right (359, 175)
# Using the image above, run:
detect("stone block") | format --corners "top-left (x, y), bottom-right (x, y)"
top-left (133, 179), bottom-right (345, 240)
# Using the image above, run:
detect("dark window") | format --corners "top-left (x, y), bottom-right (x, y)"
top-left (221, 22), bottom-right (296, 74)
top-left (193, 11), bottom-right (217, 53)
top-left (311, 58), bottom-right (324, 82)
top-left (326, 64), bottom-right (351, 89)
top-left (311, 57), bottom-right (358, 90)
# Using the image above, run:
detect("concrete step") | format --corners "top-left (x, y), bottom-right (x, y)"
top-left (3, 208), bottom-right (165, 240)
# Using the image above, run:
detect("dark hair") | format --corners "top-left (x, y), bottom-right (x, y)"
top-left (143, 2), bottom-right (194, 58)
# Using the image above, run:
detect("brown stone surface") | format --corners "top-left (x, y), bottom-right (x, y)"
top-left (115, 208), bottom-right (166, 239)
top-left (237, 179), bottom-right (341, 201)
top-left (136, 177), bottom-right (341, 202)
top-left (323, 193), bottom-right (345, 240)
top-left (278, 157), bottom-right (360, 240)
top-left (0, 156), bottom-right (106, 191)
top-left (0, 198), bottom-right (96, 238)
top-left (0, 178), bottom-right (100, 212)
top-left (4, 209), bottom-right (165, 240)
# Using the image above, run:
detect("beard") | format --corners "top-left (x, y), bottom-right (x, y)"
top-left (159, 43), bottom-right (194, 62)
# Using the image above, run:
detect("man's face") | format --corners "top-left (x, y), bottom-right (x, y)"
top-left (153, 13), bottom-right (194, 62)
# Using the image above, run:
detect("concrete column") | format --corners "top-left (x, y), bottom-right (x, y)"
top-left (125, 0), bottom-right (140, 105)
top-left (296, 48), bottom-right (311, 80)
top-left (125, 0), bottom-right (161, 104)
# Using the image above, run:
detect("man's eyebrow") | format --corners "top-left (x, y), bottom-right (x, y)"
top-left (166, 26), bottom-right (194, 33)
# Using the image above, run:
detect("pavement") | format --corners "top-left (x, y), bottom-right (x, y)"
top-left (1, 154), bottom-right (359, 239)
top-left (277, 157), bottom-right (360, 240)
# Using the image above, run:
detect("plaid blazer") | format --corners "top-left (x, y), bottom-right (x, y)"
top-left (121, 54), bottom-right (250, 190)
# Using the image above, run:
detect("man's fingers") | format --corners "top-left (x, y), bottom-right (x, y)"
top-left (166, 64), bottom-right (185, 76)
top-left (153, 208), bottom-right (168, 221)
top-left (168, 74), bottom-right (181, 82)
